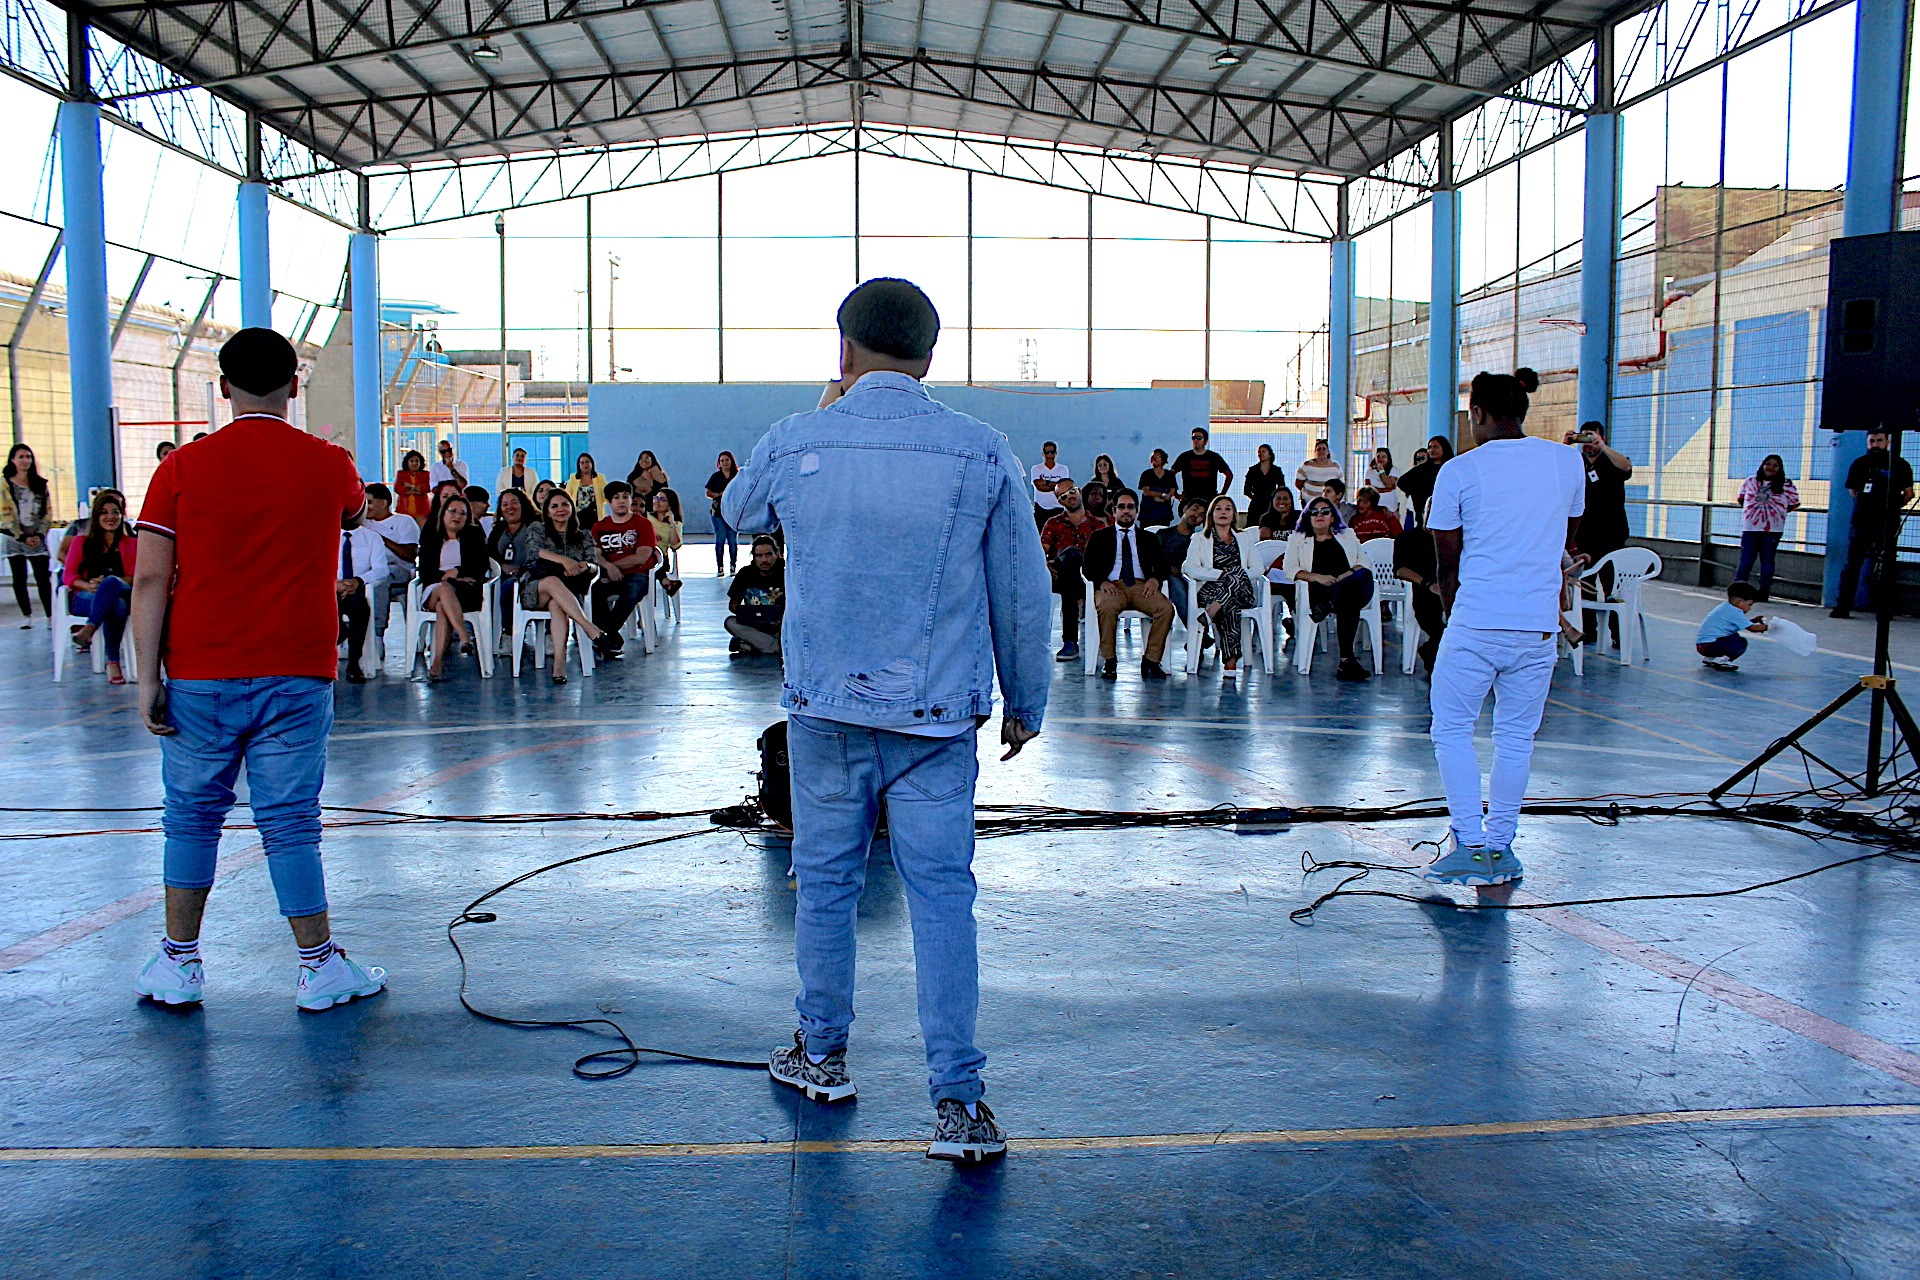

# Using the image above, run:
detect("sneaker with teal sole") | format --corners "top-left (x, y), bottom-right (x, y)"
top-left (134, 950), bottom-right (205, 1006)
top-left (296, 948), bottom-right (387, 1011)
top-left (1423, 841), bottom-right (1523, 886)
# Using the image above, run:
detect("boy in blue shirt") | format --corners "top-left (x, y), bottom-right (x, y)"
top-left (1697, 580), bottom-right (1768, 671)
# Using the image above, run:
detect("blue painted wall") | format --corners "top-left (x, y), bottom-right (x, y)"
top-left (588, 382), bottom-right (1210, 535)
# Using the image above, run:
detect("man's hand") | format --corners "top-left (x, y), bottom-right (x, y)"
top-left (1141, 578), bottom-right (1161, 596)
top-left (603, 563), bottom-right (623, 581)
top-left (140, 681), bottom-right (174, 737)
top-left (818, 379), bottom-right (848, 409)
top-left (1000, 716), bottom-right (1039, 761)
top-left (1097, 581), bottom-right (1122, 603)
top-left (335, 578), bottom-right (355, 598)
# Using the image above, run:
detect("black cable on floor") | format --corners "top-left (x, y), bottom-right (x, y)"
top-left (446, 826), bottom-right (765, 1080)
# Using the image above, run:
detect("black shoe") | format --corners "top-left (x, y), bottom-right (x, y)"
top-left (344, 666), bottom-right (367, 685)
top-left (1336, 657), bottom-right (1370, 682)
top-left (1098, 659), bottom-right (1117, 680)
top-left (1830, 608), bottom-right (1851, 619)
top-left (598, 640), bottom-right (626, 660)
top-left (1140, 659), bottom-right (1168, 680)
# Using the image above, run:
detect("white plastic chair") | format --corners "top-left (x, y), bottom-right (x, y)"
top-left (1237, 529), bottom-right (1287, 674)
top-left (1579, 547), bottom-right (1662, 664)
top-left (49, 529), bottom-right (139, 684)
top-left (652, 544), bottom-right (683, 627)
top-left (1293, 543), bottom-right (1384, 675)
top-left (1360, 538), bottom-right (1419, 675)
top-left (406, 565), bottom-right (497, 678)
top-left (508, 565), bottom-right (600, 678)
top-left (1560, 599), bottom-right (1585, 674)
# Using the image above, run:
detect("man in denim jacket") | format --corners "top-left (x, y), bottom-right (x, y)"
top-left (723, 278), bottom-right (1052, 1163)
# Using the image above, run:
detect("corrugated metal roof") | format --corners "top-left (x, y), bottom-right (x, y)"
top-left (79, 0), bottom-right (1647, 176)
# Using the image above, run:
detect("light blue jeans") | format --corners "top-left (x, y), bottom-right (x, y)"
top-left (786, 715), bottom-right (985, 1105)
top-left (160, 676), bottom-right (334, 918)
top-left (712, 513), bottom-right (738, 572)
top-left (1429, 626), bottom-right (1557, 852)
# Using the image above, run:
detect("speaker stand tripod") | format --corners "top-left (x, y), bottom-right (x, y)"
top-left (1711, 429), bottom-right (1920, 802)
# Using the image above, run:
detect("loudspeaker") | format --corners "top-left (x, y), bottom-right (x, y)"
top-left (756, 721), bottom-right (791, 830)
top-left (1821, 231), bottom-right (1920, 432)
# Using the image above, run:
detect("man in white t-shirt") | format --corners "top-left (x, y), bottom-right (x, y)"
top-left (1031, 441), bottom-right (1071, 532)
top-left (1423, 372), bottom-right (1586, 885)
top-left (360, 483), bottom-right (420, 663)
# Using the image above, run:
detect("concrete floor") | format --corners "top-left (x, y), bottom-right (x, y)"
top-left (3, 562), bottom-right (1917, 1278)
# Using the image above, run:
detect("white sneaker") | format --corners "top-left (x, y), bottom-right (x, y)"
top-left (296, 947), bottom-right (388, 1011)
top-left (134, 949), bottom-right (205, 1005)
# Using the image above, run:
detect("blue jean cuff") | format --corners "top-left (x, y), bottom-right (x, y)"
top-left (801, 1030), bottom-right (849, 1057)
top-left (931, 1081), bottom-right (985, 1107)
top-left (276, 898), bottom-right (329, 919)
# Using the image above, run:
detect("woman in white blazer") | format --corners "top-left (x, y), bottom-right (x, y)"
top-left (1184, 495), bottom-right (1259, 677)
top-left (1283, 495), bottom-right (1374, 681)
top-left (495, 448), bottom-right (539, 498)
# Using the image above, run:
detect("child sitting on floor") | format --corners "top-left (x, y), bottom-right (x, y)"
top-left (1697, 580), bottom-right (1768, 672)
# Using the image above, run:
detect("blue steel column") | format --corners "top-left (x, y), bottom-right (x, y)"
top-left (1578, 26), bottom-right (1620, 429)
top-left (1825, 0), bottom-right (1915, 604)
top-left (238, 116), bottom-right (272, 328)
top-left (59, 21), bottom-right (115, 500)
top-left (1427, 131), bottom-right (1460, 443)
top-left (351, 176), bottom-right (382, 481)
top-left (1327, 185), bottom-right (1355, 467)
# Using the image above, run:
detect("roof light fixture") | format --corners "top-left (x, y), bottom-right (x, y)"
top-left (472, 41), bottom-right (502, 60)
top-left (1211, 48), bottom-right (1242, 68)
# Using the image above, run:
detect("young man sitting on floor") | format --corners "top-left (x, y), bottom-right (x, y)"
top-left (726, 536), bottom-right (786, 657)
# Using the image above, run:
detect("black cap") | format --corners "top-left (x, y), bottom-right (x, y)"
top-left (219, 328), bottom-right (298, 396)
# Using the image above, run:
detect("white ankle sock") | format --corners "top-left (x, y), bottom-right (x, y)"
top-left (161, 935), bottom-right (200, 962)
top-left (297, 939), bottom-right (338, 967)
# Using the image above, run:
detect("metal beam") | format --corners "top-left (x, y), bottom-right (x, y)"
top-left (266, 47), bottom-right (1441, 170)
top-left (109, 252), bottom-right (156, 350)
top-left (7, 232), bottom-right (64, 447)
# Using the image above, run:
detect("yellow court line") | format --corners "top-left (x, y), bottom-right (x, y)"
top-left (4, 1105), bottom-right (1915, 1163)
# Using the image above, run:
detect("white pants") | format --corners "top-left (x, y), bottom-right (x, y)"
top-left (1429, 625), bottom-right (1557, 850)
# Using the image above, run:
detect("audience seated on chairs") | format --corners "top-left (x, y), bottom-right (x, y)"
top-left (1082, 489), bottom-right (1175, 681)
top-left (514, 488), bottom-right (604, 684)
top-left (1266, 485), bottom-right (1298, 540)
top-left (361, 483), bottom-right (418, 663)
top-left (417, 494), bottom-right (491, 683)
top-left (465, 485), bottom-right (492, 535)
top-left (1080, 480), bottom-right (1110, 523)
top-left (1349, 487), bottom-right (1403, 541)
top-left (1285, 496), bottom-right (1374, 682)
top-left (1323, 478), bottom-right (1358, 525)
top-left (588, 480), bottom-right (658, 662)
top-left (1393, 525), bottom-right (1446, 674)
top-left (1185, 495), bottom-right (1258, 678)
top-left (648, 490), bottom-right (684, 597)
top-left (726, 535), bottom-right (785, 658)
top-left (335, 517), bottom-right (390, 685)
top-left (62, 488), bottom-right (136, 684)
top-left (1157, 498), bottom-right (1206, 624)
top-left (487, 488), bottom-right (533, 654)
top-left (1040, 481), bottom-right (1105, 663)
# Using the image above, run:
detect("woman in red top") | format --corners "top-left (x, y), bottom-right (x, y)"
top-left (1348, 487), bottom-right (1403, 541)
top-left (63, 487), bottom-right (138, 684)
top-left (393, 450), bottom-right (432, 525)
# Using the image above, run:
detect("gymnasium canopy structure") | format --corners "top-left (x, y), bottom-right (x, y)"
top-left (16, 0), bottom-right (1918, 590)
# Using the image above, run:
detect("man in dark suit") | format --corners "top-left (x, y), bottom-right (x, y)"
top-left (1082, 489), bottom-right (1176, 681)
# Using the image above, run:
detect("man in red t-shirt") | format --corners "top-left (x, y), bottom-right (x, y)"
top-left (129, 328), bottom-right (387, 1014)
top-left (588, 479), bottom-right (658, 660)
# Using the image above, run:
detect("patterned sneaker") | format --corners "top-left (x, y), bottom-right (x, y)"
top-left (1422, 839), bottom-right (1523, 886)
top-left (927, 1099), bottom-right (1007, 1163)
top-left (295, 947), bottom-right (388, 1011)
top-left (768, 1030), bottom-right (856, 1103)
top-left (134, 949), bottom-right (205, 1006)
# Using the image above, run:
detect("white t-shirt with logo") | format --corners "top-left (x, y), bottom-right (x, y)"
top-left (366, 512), bottom-right (420, 577)
top-left (1032, 461), bottom-right (1071, 511)
top-left (1425, 436), bottom-right (1586, 631)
